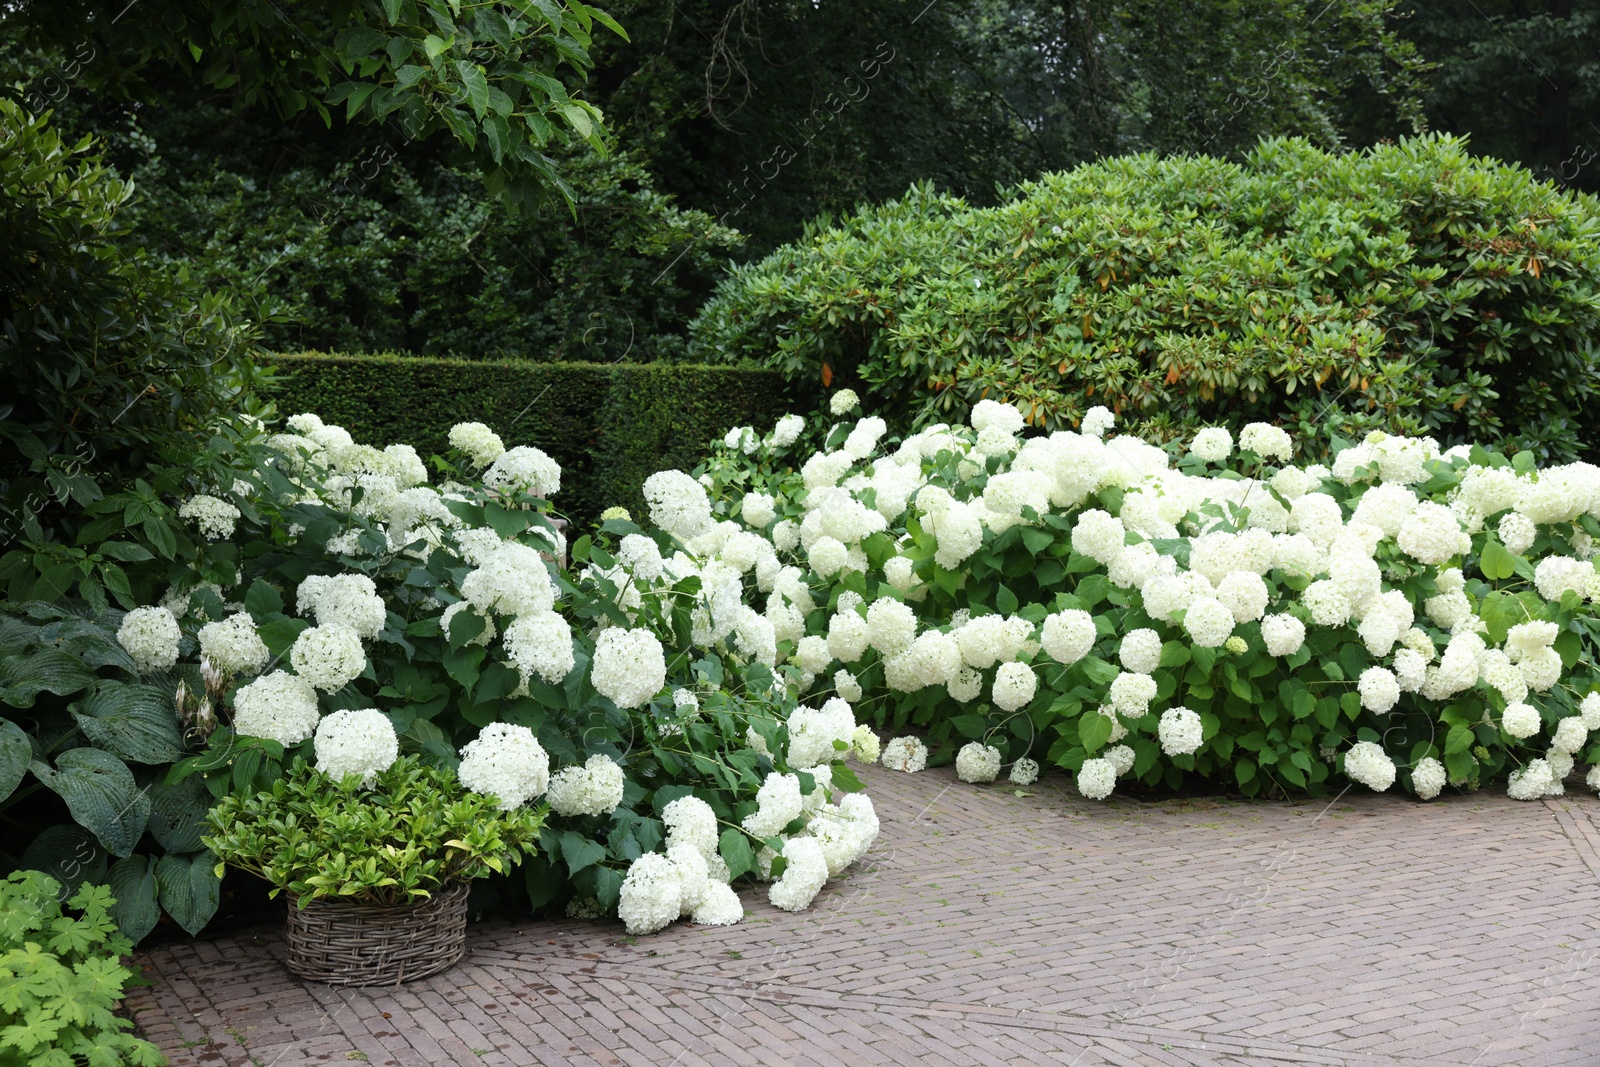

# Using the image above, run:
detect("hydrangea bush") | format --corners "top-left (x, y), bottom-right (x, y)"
top-left (692, 392), bottom-right (1600, 803)
top-left (4, 409), bottom-right (882, 938)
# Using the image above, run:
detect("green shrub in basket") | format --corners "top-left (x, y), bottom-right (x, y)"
top-left (203, 747), bottom-right (545, 909)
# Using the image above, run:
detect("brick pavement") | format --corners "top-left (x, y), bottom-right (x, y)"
top-left (127, 766), bottom-right (1600, 1067)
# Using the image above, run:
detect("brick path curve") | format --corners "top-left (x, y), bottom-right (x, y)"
top-left (129, 765), bottom-right (1600, 1066)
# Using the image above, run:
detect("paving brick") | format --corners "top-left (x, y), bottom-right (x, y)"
top-left (125, 764), bottom-right (1600, 1066)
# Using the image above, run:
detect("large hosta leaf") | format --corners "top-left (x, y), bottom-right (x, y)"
top-left (0, 648), bottom-right (97, 707)
top-left (145, 776), bottom-right (212, 853)
top-left (20, 825), bottom-right (109, 893)
top-left (71, 683), bottom-right (183, 764)
top-left (106, 855), bottom-right (160, 942)
top-left (153, 851), bottom-right (220, 936)
top-left (37, 616), bottom-right (139, 674)
top-left (0, 719), bottom-right (28, 802)
top-left (30, 748), bottom-right (150, 857)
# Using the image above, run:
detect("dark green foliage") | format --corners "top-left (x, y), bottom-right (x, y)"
top-left (691, 135), bottom-right (1600, 459)
top-left (1395, 0), bottom-right (1600, 195)
top-left (267, 352), bottom-right (796, 525)
top-left (0, 100), bottom-right (262, 538)
top-left (4, 0), bottom-right (626, 213)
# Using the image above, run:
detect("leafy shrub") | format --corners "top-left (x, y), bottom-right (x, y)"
top-left (0, 869), bottom-right (164, 1067)
top-left (5, 405), bottom-right (880, 939)
top-left (266, 352), bottom-right (795, 527)
top-left (690, 136), bottom-right (1600, 461)
top-left (205, 757), bottom-right (545, 908)
top-left (0, 100), bottom-right (262, 539)
top-left (693, 392), bottom-right (1600, 803)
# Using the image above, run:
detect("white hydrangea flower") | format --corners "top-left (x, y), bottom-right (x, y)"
top-left (1357, 666), bottom-right (1401, 714)
top-left (1552, 716), bottom-right (1589, 755)
top-left (457, 723), bottom-right (550, 809)
top-left (991, 662), bottom-right (1037, 711)
top-left (289, 623), bottom-right (366, 692)
top-left (1411, 756), bottom-right (1447, 800)
top-left (1189, 427), bottom-right (1234, 464)
top-left (1104, 744), bottom-right (1135, 775)
top-left (955, 742), bottom-right (1002, 783)
top-left (690, 883), bottom-right (744, 926)
top-left (1343, 741), bottom-right (1395, 792)
top-left (198, 613), bottom-right (270, 676)
top-left (1502, 702), bottom-right (1542, 740)
top-left (643, 470), bottom-right (714, 540)
top-left (448, 422), bottom-right (505, 466)
top-left (1239, 423), bottom-right (1292, 462)
top-left (1081, 406), bottom-right (1115, 438)
top-left (1010, 757), bottom-right (1040, 785)
top-left (1580, 692), bottom-right (1600, 731)
top-left (484, 445), bottom-right (561, 498)
top-left (947, 666), bottom-right (983, 703)
top-left (827, 609), bottom-right (870, 663)
top-left (1119, 629), bottom-right (1162, 675)
top-left (1077, 757), bottom-right (1117, 800)
top-left (743, 772), bottom-right (804, 838)
top-left (1260, 613), bottom-right (1306, 657)
top-left (740, 491), bottom-right (777, 529)
top-left (1507, 759), bottom-right (1555, 801)
top-left (313, 708), bottom-right (398, 787)
top-left (1042, 609), bottom-right (1096, 665)
top-left (1497, 511), bottom-right (1537, 555)
top-left (618, 853), bottom-right (682, 935)
top-left (1182, 596), bottom-right (1235, 648)
top-left (297, 573), bottom-right (386, 639)
top-left (545, 754), bottom-right (625, 817)
top-left (591, 627), bottom-right (666, 709)
top-left (663, 796), bottom-right (719, 858)
top-left (116, 606), bottom-right (182, 674)
top-left (865, 598), bottom-right (917, 656)
top-left (1158, 706), bottom-right (1204, 756)
top-left (1108, 671), bottom-right (1158, 719)
top-left (829, 389), bottom-right (860, 416)
top-left (850, 723), bottom-right (880, 763)
top-left (835, 669), bottom-right (863, 702)
top-left (1303, 580), bottom-right (1352, 627)
top-left (769, 837), bottom-right (830, 912)
top-left (1071, 509), bottom-right (1126, 564)
top-left (179, 494), bottom-right (241, 540)
top-left (1587, 763), bottom-right (1600, 794)
top-left (786, 698), bottom-right (856, 769)
top-left (770, 413), bottom-right (806, 448)
top-left (1518, 646), bottom-right (1562, 692)
top-left (232, 671), bottom-right (320, 745)
top-left (1215, 572), bottom-right (1269, 625)
top-left (881, 736), bottom-right (928, 773)
top-left (461, 542), bottom-right (556, 618)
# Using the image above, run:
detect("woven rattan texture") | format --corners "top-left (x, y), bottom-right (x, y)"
top-left (284, 881), bottom-right (469, 986)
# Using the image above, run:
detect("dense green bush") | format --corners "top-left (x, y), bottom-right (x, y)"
top-left (0, 100), bottom-right (263, 541)
top-left (267, 352), bottom-right (796, 525)
top-left (690, 136), bottom-right (1600, 461)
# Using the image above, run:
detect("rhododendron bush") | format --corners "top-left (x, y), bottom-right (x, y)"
top-left (2, 413), bottom-right (880, 940)
top-left (695, 391), bottom-right (1600, 803)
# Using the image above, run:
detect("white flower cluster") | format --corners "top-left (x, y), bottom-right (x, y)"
top-left (955, 742), bottom-right (1001, 782)
top-left (313, 708), bottom-right (398, 787)
top-left (116, 606), bottom-right (182, 674)
top-left (546, 754), bottom-right (625, 817)
top-left (484, 446), bottom-right (561, 498)
top-left (232, 671), bottom-right (320, 744)
top-left (881, 736), bottom-right (928, 773)
top-left (449, 422), bottom-right (505, 466)
top-left (457, 723), bottom-right (550, 810)
top-left (289, 624), bottom-right (366, 692)
top-left (591, 628), bottom-right (667, 709)
top-left (198, 613), bottom-right (270, 676)
top-left (179, 494), bottom-right (242, 540)
top-left (297, 573), bottom-right (387, 639)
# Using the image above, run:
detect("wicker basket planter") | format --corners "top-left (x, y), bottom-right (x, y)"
top-left (284, 881), bottom-right (470, 986)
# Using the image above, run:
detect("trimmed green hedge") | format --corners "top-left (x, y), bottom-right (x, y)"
top-left (266, 353), bottom-right (796, 525)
